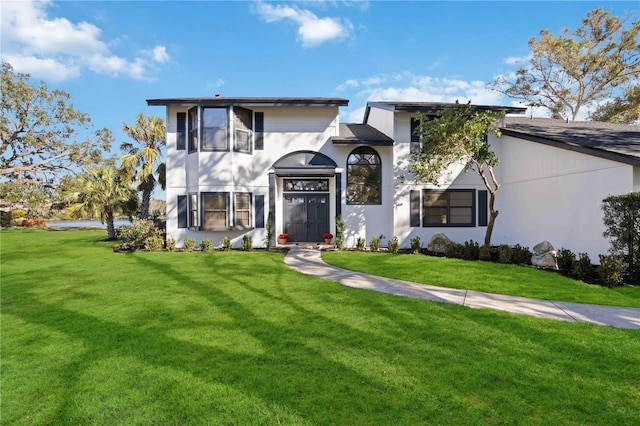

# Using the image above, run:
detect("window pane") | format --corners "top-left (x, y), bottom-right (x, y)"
top-left (424, 191), bottom-right (447, 206)
top-left (204, 212), bottom-right (226, 228)
top-left (346, 147), bottom-right (381, 204)
top-left (425, 207), bottom-right (448, 224)
top-left (236, 211), bottom-right (250, 227)
top-left (235, 129), bottom-right (250, 152)
top-left (203, 108), bottom-right (226, 127)
top-left (450, 191), bottom-right (473, 207)
top-left (450, 207), bottom-right (472, 224)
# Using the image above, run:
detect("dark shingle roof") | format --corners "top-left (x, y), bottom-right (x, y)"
top-left (500, 117), bottom-right (640, 166)
top-left (332, 123), bottom-right (394, 146)
top-left (365, 101), bottom-right (526, 121)
top-left (147, 97), bottom-right (349, 107)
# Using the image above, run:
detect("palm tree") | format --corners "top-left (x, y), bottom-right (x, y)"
top-left (73, 165), bottom-right (137, 239)
top-left (120, 113), bottom-right (166, 219)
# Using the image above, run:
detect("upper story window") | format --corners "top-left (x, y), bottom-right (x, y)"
top-left (234, 108), bottom-right (252, 153)
top-left (347, 147), bottom-right (381, 204)
top-left (202, 108), bottom-right (228, 151)
top-left (186, 106), bottom-right (256, 154)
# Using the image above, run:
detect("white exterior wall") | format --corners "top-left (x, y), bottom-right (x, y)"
top-left (365, 106), bottom-right (394, 139)
top-left (165, 105), bottom-right (343, 248)
top-left (494, 134), bottom-right (635, 260)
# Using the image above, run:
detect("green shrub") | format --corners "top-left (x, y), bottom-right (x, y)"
top-left (356, 237), bottom-right (365, 251)
top-left (166, 238), bottom-right (176, 252)
top-left (602, 192), bottom-right (640, 284)
top-left (222, 237), bottom-right (232, 251)
top-left (597, 255), bottom-right (625, 287)
top-left (242, 235), bottom-right (253, 251)
top-left (265, 210), bottom-right (274, 250)
top-left (572, 253), bottom-right (595, 281)
top-left (388, 236), bottom-right (399, 254)
top-left (335, 215), bottom-right (345, 250)
top-left (370, 235), bottom-right (381, 252)
top-left (445, 241), bottom-right (465, 259)
top-left (200, 238), bottom-right (213, 252)
top-left (511, 244), bottom-right (532, 265)
top-left (557, 248), bottom-right (577, 272)
top-left (410, 236), bottom-right (421, 254)
top-left (144, 236), bottom-right (164, 251)
top-left (12, 209), bottom-right (28, 219)
top-left (498, 244), bottom-right (513, 264)
top-left (116, 220), bottom-right (161, 251)
top-left (479, 244), bottom-right (492, 261)
top-left (183, 237), bottom-right (196, 252)
top-left (463, 240), bottom-right (480, 261)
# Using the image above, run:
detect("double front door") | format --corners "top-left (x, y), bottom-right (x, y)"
top-left (284, 194), bottom-right (329, 242)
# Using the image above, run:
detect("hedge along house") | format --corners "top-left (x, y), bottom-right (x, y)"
top-left (148, 97), bottom-right (639, 259)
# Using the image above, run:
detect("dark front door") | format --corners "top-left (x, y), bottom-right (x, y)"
top-left (284, 194), bottom-right (329, 242)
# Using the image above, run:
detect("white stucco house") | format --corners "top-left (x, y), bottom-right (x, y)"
top-left (147, 96), bottom-right (640, 260)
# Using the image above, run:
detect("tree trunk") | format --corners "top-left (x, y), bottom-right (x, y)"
top-left (484, 191), bottom-right (499, 246)
top-left (140, 188), bottom-right (151, 220)
top-left (105, 207), bottom-right (116, 240)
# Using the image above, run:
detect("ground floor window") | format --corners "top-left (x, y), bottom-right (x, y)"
top-left (423, 189), bottom-right (475, 227)
top-left (179, 192), bottom-right (258, 230)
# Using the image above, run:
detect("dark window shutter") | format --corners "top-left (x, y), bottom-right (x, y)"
top-left (410, 118), bottom-right (420, 143)
top-left (478, 190), bottom-right (488, 226)
top-left (177, 195), bottom-right (187, 228)
top-left (176, 112), bottom-right (186, 150)
top-left (255, 112), bottom-right (264, 150)
top-left (410, 190), bottom-right (420, 227)
top-left (254, 195), bottom-right (265, 228)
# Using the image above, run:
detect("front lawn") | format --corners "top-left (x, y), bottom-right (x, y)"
top-left (2, 229), bottom-right (639, 424)
top-left (322, 251), bottom-right (640, 308)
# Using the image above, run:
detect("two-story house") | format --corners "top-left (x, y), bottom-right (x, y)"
top-left (147, 96), bottom-right (640, 260)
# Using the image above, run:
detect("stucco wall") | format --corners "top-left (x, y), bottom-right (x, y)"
top-left (494, 134), bottom-right (635, 260)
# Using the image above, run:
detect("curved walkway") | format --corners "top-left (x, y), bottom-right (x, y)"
top-left (284, 246), bottom-right (640, 330)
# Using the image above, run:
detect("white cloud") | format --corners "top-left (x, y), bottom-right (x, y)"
top-left (0, 0), bottom-right (170, 82)
top-left (504, 55), bottom-right (530, 65)
top-left (339, 72), bottom-right (510, 123)
top-left (256, 1), bottom-right (352, 47)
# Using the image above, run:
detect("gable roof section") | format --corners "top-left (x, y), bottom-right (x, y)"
top-left (364, 101), bottom-right (526, 122)
top-left (500, 117), bottom-right (640, 167)
top-left (332, 123), bottom-right (394, 146)
top-left (147, 97), bottom-right (349, 107)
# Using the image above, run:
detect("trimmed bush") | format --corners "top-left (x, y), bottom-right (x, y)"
top-left (183, 237), bottom-right (196, 252)
top-left (335, 215), bottom-right (345, 250)
top-left (511, 244), bottom-right (532, 265)
top-left (463, 240), bottom-right (480, 261)
top-left (445, 241), bottom-right (465, 259)
top-left (597, 255), bottom-right (625, 287)
top-left (410, 236), bottom-right (421, 254)
top-left (200, 238), bottom-right (213, 252)
top-left (388, 236), bottom-right (399, 254)
top-left (479, 244), bottom-right (492, 261)
top-left (242, 235), bottom-right (253, 251)
top-left (144, 236), bottom-right (164, 251)
top-left (166, 238), bottom-right (176, 252)
top-left (557, 248), bottom-right (577, 272)
top-left (370, 235), bottom-right (381, 252)
top-left (222, 237), bottom-right (232, 251)
top-left (572, 253), bottom-right (595, 282)
top-left (356, 237), bottom-right (365, 251)
top-left (116, 220), bottom-right (161, 251)
top-left (498, 244), bottom-right (513, 264)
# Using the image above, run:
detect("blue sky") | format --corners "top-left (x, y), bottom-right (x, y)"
top-left (2, 0), bottom-right (637, 152)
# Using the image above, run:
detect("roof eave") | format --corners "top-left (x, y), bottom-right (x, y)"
top-left (146, 97), bottom-right (349, 107)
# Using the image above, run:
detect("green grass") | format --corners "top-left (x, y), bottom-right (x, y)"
top-left (322, 251), bottom-right (640, 308)
top-left (2, 229), bottom-right (639, 425)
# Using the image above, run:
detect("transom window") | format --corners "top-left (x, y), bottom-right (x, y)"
top-left (284, 179), bottom-right (329, 192)
top-left (423, 189), bottom-right (475, 226)
top-left (347, 147), bottom-right (381, 204)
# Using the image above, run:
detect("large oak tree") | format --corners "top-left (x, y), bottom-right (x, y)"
top-left (491, 8), bottom-right (640, 121)
top-left (0, 62), bottom-right (110, 188)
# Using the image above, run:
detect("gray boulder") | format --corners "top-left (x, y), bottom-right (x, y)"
top-left (531, 241), bottom-right (558, 270)
top-left (427, 233), bottom-right (451, 254)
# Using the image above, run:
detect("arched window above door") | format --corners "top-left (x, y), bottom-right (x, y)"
top-left (346, 147), bottom-right (381, 204)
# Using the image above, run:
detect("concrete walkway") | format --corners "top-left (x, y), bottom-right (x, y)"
top-left (284, 246), bottom-right (640, 330)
